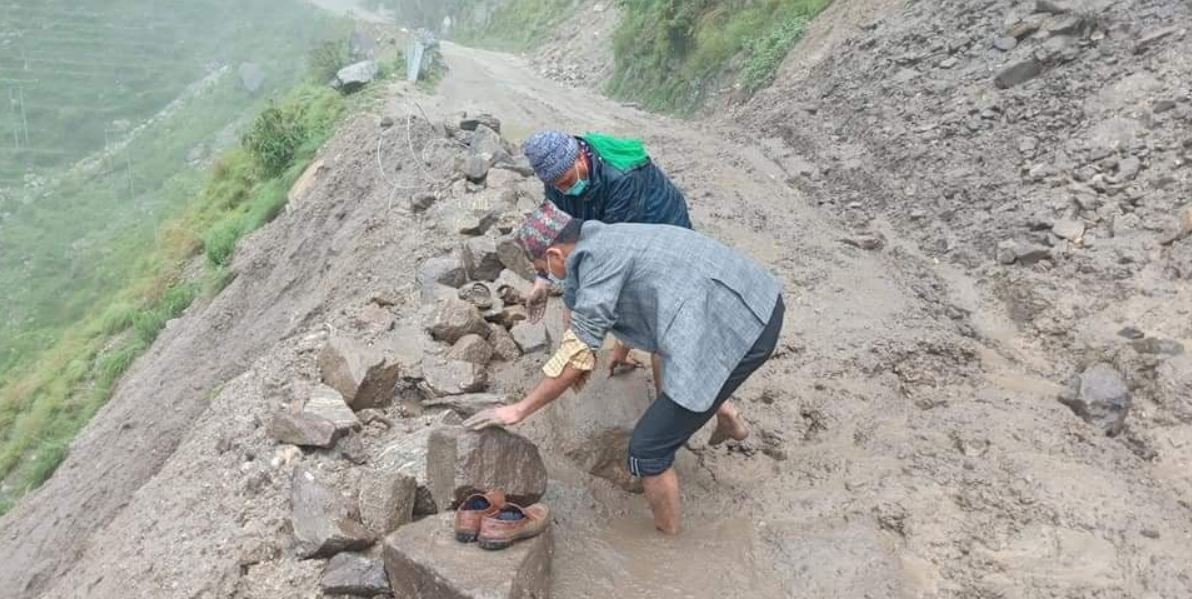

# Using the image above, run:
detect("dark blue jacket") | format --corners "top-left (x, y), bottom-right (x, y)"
top-left (545, 138), bottom-right (692, 229)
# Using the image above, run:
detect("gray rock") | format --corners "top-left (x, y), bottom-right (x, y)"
top-left (1059, 363), bottom-right (1131, 436)
top-left (305, 384), bottom-right (361, 433)
top-left (1116, 156), bottom-right (1141, 182)
top-left (469, 124), bottom-right (510, 166)
top-left (238, 62), bottom-right (265, 93)
top-left (446, 334), bottom-right (494, 365)
top-left (319, 336), bottom-right (401, 411)
top-left (453, 209), bottom-right (498, 236)
top-left (380, 116), bottom-right (395, 129)
top-left (1131, 338), bottom-right (1185, 356)
top-left (1052, 219), bottom-right (1085, 242)
top-left (338, 433), bottom-right (368, 465)
top-left (462, 236), bottom-right (504, 282)
top-left (383, 513), bottom-right (552, 598)
top-left (488, 323), bottom-right (522, 362)
top-left (322, 553), bottom-right (390, 597)
top-left (1045, 15), bottom-right (1085, 36)
top-left (1007, 14), bottom-right (1046, 40)
top-left (373, 413), bottom-right (460, 515)
top-left (290, 467), bottom-right (374, 559)
top-left (418, 254), bottom-right (467, 291)
top-left (268, 411), bottom-right (338, 449)
top-left (997, 240), bottom-right (1052, 265)
top-left (484, 168), bottom-right (523, 191)
top-left (358, 466), bottom-right (417, 537)
top-left (1117, 326), bottom-right (1145, 340)
top-left (334, 61), bottom-right (379, 93)
top-left (427, 426), bottom-right (548, 510)
top-left (1134, 26), bottom-right (1179, 54)
top-left (995, 58), bottom-right (1043, 89)
top-left (423, 393), bottom-right (508, 418)
top-left (1036, 0), bottom-right (1071, 13)
top-left (422, 358), bottom-right (488, 397)
top-left (461, 155), bottom-right (489, 182)
top-left (497, 238), bottom-right (537, 282)
top-left (429, 298), bottom-right (490, 344)
top-left (992, 36), bottom-right (1018, 52)
top-left (510, 322), bottom-right (549, 354)
top-left (460, 113), bottom-right (501, 133)
top-left (410, 192), bottom-right (437, 213)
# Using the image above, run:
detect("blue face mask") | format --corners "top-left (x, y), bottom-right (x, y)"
top-left (563, 164), bottom-right (589, 197)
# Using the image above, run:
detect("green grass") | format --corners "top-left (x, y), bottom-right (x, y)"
top-left (0, 79), bottom-right (350, 514)
top-left (606, 0), bottom-right (831, 114)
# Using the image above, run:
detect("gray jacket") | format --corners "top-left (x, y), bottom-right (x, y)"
top-left (564, 221), bottom-right (782, 412)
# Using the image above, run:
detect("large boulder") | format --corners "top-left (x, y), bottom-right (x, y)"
top-left (418, 254), bottom-right (468, 302)
top-left (510, 322), bottom-right (549, 354)
top-left (429, 299), bottom-right (490, 344)
top-left (487, 323), bottom-right (522, 362)
top-left (334, 60), bottom-right (378, 93)
top-left (462, 236), bottom-right (505, 282)
top-left (384, 513), bottom-right (551, 599)
top-left (1059, 363), bottom-right (1131, 436)
top-left (304, 384), bottom-right (361, 434)
top-left (542, 303), bottom-right (653, 491)
top-left (427, 426), bottom-right (547, 510)
top-left (446, 334), bottom-right (494, 366)
top-left (373, 412), bottom-right (461, 515)
top-left (459, 113), bottom-right (501, 133)
top-left (290, 467), bottom-right (375, 559)
top-left (469, 124), bottom-right (510, 166)
top-left (268, 411), bottom-right (338, 449)
top-left (421, 357), bottom-right (489, 397)
top-left (358, 466), bottom-right (417, 537)
top-left (497, 238), bottom-right (537, 282)
top-left (322, 553), bottom-right (390, 597)
top-left (319, 335), bottom-right (401, 410)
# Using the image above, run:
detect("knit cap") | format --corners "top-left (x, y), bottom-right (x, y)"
top-left (523, 130), bottom-right (579, 183)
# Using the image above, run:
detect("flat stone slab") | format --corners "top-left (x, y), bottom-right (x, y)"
top-left (383, 513), bottom-right (552, 599)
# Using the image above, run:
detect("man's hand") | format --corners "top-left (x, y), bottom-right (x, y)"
top-left (463, 404), bottom-right (523, 431)
top-left (607, 341), bottom-right (643, 378)
top-left (526, 278), bottom-right (551, 323)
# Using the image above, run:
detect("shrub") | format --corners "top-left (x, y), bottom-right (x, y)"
top-left (242, 104), bottom-right (309, 177)
top-left (309, 39), bottom-right (350, 83)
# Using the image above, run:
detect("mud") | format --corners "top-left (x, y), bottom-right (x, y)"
top-left (1, 1), bottom-right (1190, 597)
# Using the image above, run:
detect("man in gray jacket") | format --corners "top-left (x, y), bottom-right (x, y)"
top-left (465, 202), bottom-right (785, 535)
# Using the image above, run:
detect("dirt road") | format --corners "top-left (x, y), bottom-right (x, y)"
top-left (0, 12), bottom-right (1188, 598)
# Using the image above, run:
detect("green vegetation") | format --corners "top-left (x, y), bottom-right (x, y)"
top-left (0, 82), bottom-right (347, 513)
top-left (0, 0), bottom-right (399, 513)
top-left (607, 0), bottom-right (830, 113)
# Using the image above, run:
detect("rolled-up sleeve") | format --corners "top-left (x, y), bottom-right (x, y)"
top-left (567, 251), bottom-right (629, 350)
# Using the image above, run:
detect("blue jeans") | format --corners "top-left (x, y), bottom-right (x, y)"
top-left (627, 295), bottom-right (785, 477)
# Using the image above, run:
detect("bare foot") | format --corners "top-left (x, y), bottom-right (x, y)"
top-left (708, 408), bottom-right (750, 446)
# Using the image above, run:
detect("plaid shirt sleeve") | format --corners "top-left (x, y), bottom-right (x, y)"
top-left (543, 329), bottom-right (596, 391)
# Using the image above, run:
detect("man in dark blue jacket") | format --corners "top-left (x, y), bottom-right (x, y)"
top-left (521, 130), bottom-right (692, 321)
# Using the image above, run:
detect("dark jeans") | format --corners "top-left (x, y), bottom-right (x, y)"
top-left (627, 295), bottom-right (786, 477)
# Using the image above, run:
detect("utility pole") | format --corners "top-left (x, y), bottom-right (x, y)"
top-left (7, 87), bottom-right (18, 151)
top-left (17, 85), bottom-right (29, 147)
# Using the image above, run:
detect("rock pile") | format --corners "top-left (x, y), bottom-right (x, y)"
top-left (256, 112), bottom-right (564, 596)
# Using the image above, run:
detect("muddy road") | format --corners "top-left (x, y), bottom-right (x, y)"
top-left (0, 10), bottom-right (1188, 598)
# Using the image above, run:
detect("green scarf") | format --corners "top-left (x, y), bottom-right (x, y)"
top-left (583, 132), bottom-right (650, 171)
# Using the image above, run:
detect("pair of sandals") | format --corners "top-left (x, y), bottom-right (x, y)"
top-left (452, 490), bottom-right (550, 551)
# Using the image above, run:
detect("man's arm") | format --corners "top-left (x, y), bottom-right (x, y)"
top-left (463, 363), bottom-right (587, 430)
